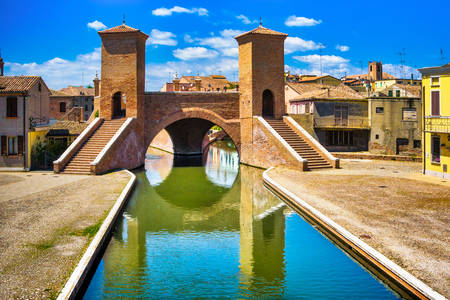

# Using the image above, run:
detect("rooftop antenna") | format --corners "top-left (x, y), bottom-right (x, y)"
top-left (319, 48), bottom-right (323, 76)
top-left (123, 14), bottom-right (126, 25)
top-left (259, 16), bottom-right (262, 27)
top-left (397, 48), bottom-right (406, 78)
top-left (440, 49), bottom-right (446, 65)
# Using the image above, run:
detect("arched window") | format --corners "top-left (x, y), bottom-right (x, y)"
top-left (59, 102), bottom-right (66, 113)
top-left (262, 89), bottom-right (274, 118)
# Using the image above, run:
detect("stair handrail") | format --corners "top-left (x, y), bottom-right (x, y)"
top-left (284, 116), bottom-right (339, 168)
top-left (53, 117), bottom-right (103, 173)
top-left (256, 116), bottom-right (307, 168)
top-left (90, 118), bottom-right (134, 173)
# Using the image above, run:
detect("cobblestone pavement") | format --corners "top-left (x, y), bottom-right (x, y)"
top-left (268, 159), bottom-right (450, 297)
top-left (0, 170), bottom-right (130, 299)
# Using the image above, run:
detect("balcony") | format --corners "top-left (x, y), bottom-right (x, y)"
top-left (424, 116), bottom-right (450, 133)
top-left (314, 117), bottom-right (369, 129)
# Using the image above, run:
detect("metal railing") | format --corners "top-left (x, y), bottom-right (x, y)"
top-left (424, 116), bottom-right (450, 133)
top-left (314, 117), bottom-right (369, 129)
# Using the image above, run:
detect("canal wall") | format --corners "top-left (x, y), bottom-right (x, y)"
top-left (262, 167), bottom-right (445, 300)
top-left (57, 170), bottom-right (136, 300)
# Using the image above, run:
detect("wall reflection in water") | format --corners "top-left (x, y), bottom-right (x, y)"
top-left (83, 141), bottom-right (398, 299)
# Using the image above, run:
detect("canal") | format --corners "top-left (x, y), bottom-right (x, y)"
top-left (84, 140), bottom-right (399, 299)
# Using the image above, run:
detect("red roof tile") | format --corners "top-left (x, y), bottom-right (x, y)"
top-left (0, 76), bottom-right (41, 95)
top-left (235, 26), bottom-right (287, 39)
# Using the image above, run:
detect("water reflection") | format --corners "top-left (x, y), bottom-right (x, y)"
top-left (84, 141), bottom-right (398, 299)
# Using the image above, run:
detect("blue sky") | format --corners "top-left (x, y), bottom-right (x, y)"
top-left (1, 0), bottom-right (449, 90)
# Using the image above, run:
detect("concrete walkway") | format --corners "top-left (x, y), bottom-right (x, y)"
top-left (0, 171), bottom-right (131, 299)
top-left (267, 159), bottom-right (449, 297)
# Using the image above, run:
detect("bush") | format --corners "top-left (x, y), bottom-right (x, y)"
top-left (94, 110), bottom-right (99, 118)
top-left (31, 140), bottom-right (67, 170)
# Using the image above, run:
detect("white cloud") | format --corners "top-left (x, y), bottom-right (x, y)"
top-left (293, 54), bottom-right (349, 65)
top-left (285, 15), bottom-right (322, 27)
top-left (147, 29), bottom-right (177, 46)
top-left (289, 55), bottom-right (356, 78)
top-left (236, 14), bottom-right (256, 25)
top-left (87, 20), bottom-right (107, 31)
top-left (336, 45), bottom-right (350, 52)
top-left (5, 48), bottom-right (101, 89)
top-left (285, 37), bottom-right (325, 54)
top-left (184, 34), bottom-right (194, 43)
top-left (173, 47), bottom-right (219, 60)
top-left (191, 29), bottom-right (242, 57)
top-left (152, 6), bottom-right (208, 17)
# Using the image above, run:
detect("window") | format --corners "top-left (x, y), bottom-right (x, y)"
top-left (7, 136), bottom-right (18, 155)
top-left (388, 90), bottom-right (393, 97)
top-left (326, 130), bottom-right (354, 146)
top-left (6, 97), bottom-right (18, 117)
top-left (431, 76), bottom-right (440, 86)
top-left (375, 134), bottom-right (379, 140)
top-left (85, 104), bottom-right (88, 111)
top-left (431, 90), bottom-right (440, 116)
top-left (60, 102), bottom-right (66, 113)
top-left (396, 90), bottom-right (401, 97)
top-left (38, 82), bottom-right (41, 92)
top-left (413, 140), bottom-right (421, 148)
top-left (402, 108), bottom-right (417, 121)
top-left (376, 107), bottom-right (384, 113)
top-left (431, 136), bottom-right (440, 163)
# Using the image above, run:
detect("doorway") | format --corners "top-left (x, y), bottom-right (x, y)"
top-left (113, 92), bottom-right (125, 118)
top-left (262, 89), bottom-right (274, 118)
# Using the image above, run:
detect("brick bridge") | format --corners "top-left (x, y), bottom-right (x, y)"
top-left (144, 92), bottom-right (240, 155)
top-left (54, 23), bottom-right (338, 174)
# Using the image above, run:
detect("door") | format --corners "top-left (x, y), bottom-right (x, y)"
top-left (113, 92), bottom-right (125, 118)
top-left (262, 90), bottom-right (274, 118)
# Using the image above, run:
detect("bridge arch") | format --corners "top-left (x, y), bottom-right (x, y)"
top-left (146, 108), bottom-right (240, 156)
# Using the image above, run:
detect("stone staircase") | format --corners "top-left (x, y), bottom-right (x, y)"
top-left (265, 119), bottom-right (332, 170)
top-left (62, 118), bottom-right (125, 174)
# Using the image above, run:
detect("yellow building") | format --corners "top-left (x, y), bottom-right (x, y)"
top-left (419, 63), bottom-right (450, 178)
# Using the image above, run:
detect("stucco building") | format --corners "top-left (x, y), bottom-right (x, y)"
top-left (49, 85), bottom-right (94, 122)
top-left (0, 76), bottom-right (50, 169)
top-left (419, 63), bottom-right (450, 179)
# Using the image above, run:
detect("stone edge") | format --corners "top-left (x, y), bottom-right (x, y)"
top-left (262, 167), bottom-right (445, 300)
top-left (56, 169), bottom-right (136, 300)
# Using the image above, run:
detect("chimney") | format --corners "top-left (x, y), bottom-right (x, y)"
top-left (194, 74), bottom-right (201, 91)
top-left (0, 52), bottom-right (4, 76)
top-left (410, 73), bottom-right (414, 84)
top-left (173, 73), bottom-right (180, 91)
top-left (93, 72), bottom-right (100, 97)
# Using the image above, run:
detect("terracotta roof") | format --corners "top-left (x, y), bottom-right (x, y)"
top-left (0, 76), bottom-right (41, 94)
top-left (50, 89), bottom-right (70, 97)
top-left (344, 72), bottom-right (396, 80)
top-left (235, 26), bottom-right (287, 39)
top-left (58, 85), bottom-right (94, 96)
top-left (99, 23), bottom-right (139, 33)
top-left (299, 75), bottom-right (340, 83)
top-left (48, 121), bottom-right (88, 136)
top-left (288, 82), bottom-right (364, 101)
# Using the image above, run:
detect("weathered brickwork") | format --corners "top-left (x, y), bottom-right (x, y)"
top-left (49, 96), bottom-right (72, 120)
top-left (99, 29), bottom-right (147, 121)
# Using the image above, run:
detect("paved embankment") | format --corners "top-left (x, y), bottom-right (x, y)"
top-left (266, 159), bottom-right (449, 297)
top-left (0, 171), bottom-right (131, 299)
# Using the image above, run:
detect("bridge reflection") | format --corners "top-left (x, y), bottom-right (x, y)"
top-left (100, 142), bottom-right (288, 298)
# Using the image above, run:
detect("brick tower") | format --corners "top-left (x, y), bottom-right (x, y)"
top-left (235, 25), bottom-right (288, 163)
top-left (98, 22), bottom-right (148, 120)
top-left (235, 25), bottom-right (287, 119)
top-left (368, 61), bottom-right (383, 81)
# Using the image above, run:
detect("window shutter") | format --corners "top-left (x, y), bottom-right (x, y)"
top-left (431, 91), bottom-right (440, 116)
top-left (18, 136), bottom-right (24, 155)
top-left (1, 136), bottom-right (6, 155)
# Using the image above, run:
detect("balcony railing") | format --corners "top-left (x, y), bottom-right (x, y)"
top-left (314, 117), bottom-right (369, 129)
top-left (424, 116), bottom-right (450, 133)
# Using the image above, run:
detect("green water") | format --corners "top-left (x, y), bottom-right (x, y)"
top-left (84, 141), bottom-right (399, 299)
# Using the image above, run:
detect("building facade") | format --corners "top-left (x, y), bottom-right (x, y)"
top-left (0, 76), bottom-right (50, 169)
top-left (49, 86), bottom-right (94, 122)
top-left (419, 63), bottom-right (450, 178)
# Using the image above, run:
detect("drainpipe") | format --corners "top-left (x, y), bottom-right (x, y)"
top-left (422, 86), bottom-right (425, 174)
top-left (23, 93), bottom-right (27, 170)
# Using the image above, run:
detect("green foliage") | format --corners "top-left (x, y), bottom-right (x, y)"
top-left (86, 84), bottom-right (93, 88)
top-left (211, 125), bottom-right (222, 131)
top-left (31, 240), bottom-right (54, 251)
top-left (226, 82), bottom-right (236, 90)
top-left (31, 139), bottom-right (67, 170)
top-left (81, 221), bottom-right (102, 238)
top-left (94, 110), bottom-right (99, 118)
